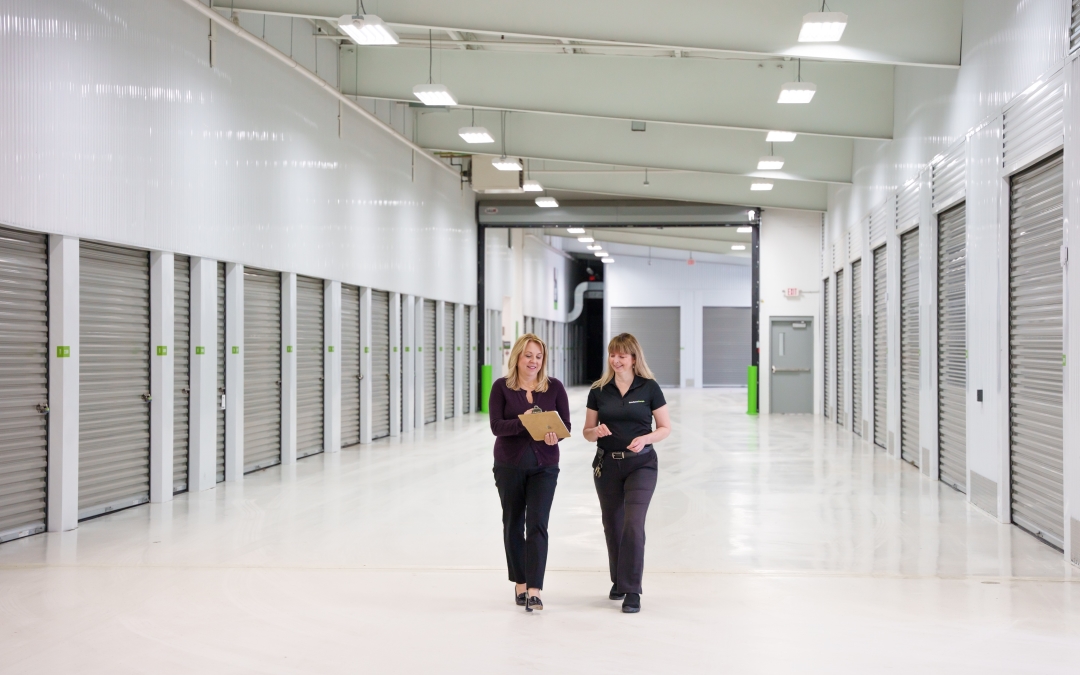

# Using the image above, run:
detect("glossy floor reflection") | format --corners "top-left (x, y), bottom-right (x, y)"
top-left (2, 388), bottom-right (1079, 674)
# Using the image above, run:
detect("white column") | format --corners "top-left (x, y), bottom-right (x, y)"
top-left (470, 306), bottom-right (478, 412)
top-left (188, 257), bottom-right (217, 492)
top-left (224, 263), bottom-right (244, 481)
top-left (436, 300), bottom-right (446, 421)
top-left (150, 252), bottom-right (175, 503)
top-left (281, 272), bottom-right (297, 464)
top-left (47, 235), bottom-right (79, 532)
top-left (359, 287), bottom-right (373, 443)
top-left (402, 295), bottom-right (416, 430)
top-left (324, 280), bottom-right (341, 453)
top-left (454, 302), bottom-right (464, 416)
top-left (1064, 56), bottom-right (1080, 564)
top-left (390, 292), bottom-right (402, 436)
top-left (414, 298), bottom-right (425, 428)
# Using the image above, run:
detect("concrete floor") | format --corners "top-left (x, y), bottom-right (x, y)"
top-left (1, 388), bottom-right (1078, 674)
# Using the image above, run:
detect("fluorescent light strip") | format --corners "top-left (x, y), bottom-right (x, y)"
top-left (601, 258), bottom-right (615, 264)
top-left (566, 228), bottom-right (585, 234)
top-left (458, 127), bottom-right (494, 144)
top-left (757, 156), bottom-right (785, 171)
top-left (737, 226), bottom-right (753, 233)
top-left (731, 245), bottom-right (747, 251)
top-left (751, 181), bottom-right (774, 191)
top-left (766, 131), bottom-right (797, 143)
top-left (799, 12), bottom-right (848, 42)
top-left (337, 14), bottom-right (399, 45)
top-left (535, 197), bottom-right (559, 208)
top-left (587, 245), bottom-right (602, 251)
top-left (593, 251), bottom-right (608, 257)
top-left (492, 157), bottom-right (522, 171)
top-left (412, 84), bottom-right (457, 106)
top-left (577, 237), bottom-right (594, 243)
top-left (778, 82), bottom-right (817, 104)
top-left (522, 180), bottom-right (543, 192)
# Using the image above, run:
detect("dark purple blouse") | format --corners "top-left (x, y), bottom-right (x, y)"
top-left (489, 377), bottom-right (571, 467)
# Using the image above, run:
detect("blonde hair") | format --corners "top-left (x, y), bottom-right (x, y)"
top-left (505, 333), bottom-right (550, 393)
top-left (591, 333), bottom-right (656, 389)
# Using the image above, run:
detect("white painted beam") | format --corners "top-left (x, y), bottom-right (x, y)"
top-left (189, 257), bottom-right (218, 493)
top-left (402, 295), bottom-right (416, 431)
top-left (281, 272), bottom-right (297, 464)
top-left (224, 263), bottom-right (244, 482)
top-left (390, 292), bottom-right (402, 436)
top-left (435, 300), bottom-right (446, 422)
top-left (359, 287), bottom-right (373, 443)
top-left (149, 251), bottom-right (175, 503)
top-left (47, 235), bottom-right (79, 533)
top-left (324, 280), bottom-right (341, 453)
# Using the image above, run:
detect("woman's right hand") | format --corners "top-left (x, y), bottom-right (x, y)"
top-left (595, 423), bottom-right (612, 438)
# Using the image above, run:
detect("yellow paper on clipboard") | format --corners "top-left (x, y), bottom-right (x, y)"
top-left (518, 410), bottom-right (571, 441)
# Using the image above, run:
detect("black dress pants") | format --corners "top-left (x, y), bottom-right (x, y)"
top-left (594, 449), bottom-right (658, 594)
top-left (493, 450), bottom-right (559, 589)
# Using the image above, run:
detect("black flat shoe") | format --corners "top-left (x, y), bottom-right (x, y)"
top-left (622, 593), bottom-right (640, 613)
top-left (526, 595), bottom-right (544, 611)
top-left (609, 584), bottom-right (625, 601)
top-left (516, 591), bottom-right (527, 606)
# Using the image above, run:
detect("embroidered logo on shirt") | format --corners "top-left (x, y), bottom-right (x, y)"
top-left (628, 400), bottom-right (646, 404)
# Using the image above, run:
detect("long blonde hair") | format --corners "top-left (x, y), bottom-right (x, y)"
top-left (505, 333), bottom-right (550, 392)
top-left (591, 333), bottom-right (656, 389)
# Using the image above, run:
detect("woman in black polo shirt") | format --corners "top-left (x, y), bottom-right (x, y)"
top-left (583, 333), bottom-right (671, 613)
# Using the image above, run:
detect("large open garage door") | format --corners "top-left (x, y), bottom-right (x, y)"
top-left (900, 229), bottom-right (920, 466)
top-left (371, 290), bottom-right (391, 439)
top-left (173, 255), bottom-right (191, 493)
top-left (823, 277), bottom-right (831, 420)
top-left (297, 276), bottom-right (324, 458)
top-left (216, 262), bottom-right (226, 482)
top-left (444, 303), bottom-right (456, 418)
top-left (1009, 152), bottom-right (1064, 550)
top-left (702, 307), bottom-right (750, 386)
top-left (424, 300), bottom-right (437, 423)
top-left (341, 285), bottom-right (361, 447)
top-left (79, 242), bottom-right (151, 519)
top-left (835, 270), bottom-right (845, 428)
top-left (873, 245), bottom-right (888, 449)
top-left (851, 259), bottom-right (863, 436)
top-left (610, 307), bottom-right (680, 386)
top-left (938, 203), bottom-right (967, 492)
top-left (0, 227), bottom-right (48, 542)
top-left (243, 268), bottom-right (282, 473)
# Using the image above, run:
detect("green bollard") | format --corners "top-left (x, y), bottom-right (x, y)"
top-left (747, 365), bottom-right (758, 416)
top-left (481, 364), bottom-right (493, 413)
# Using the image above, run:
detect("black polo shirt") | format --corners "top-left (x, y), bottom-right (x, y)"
top-left (586, 376), bottom-right (667, 454)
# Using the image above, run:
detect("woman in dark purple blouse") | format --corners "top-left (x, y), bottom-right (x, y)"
top-left (489, 333), bottom-right (571, 612)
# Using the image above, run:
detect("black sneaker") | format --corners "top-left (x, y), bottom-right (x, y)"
top-left (609, 584), bottom-right (625, 601)
top-left (622, 593), bottom-right (640, 613)
top-left (516, 591), bottom-right (527, 606)
top-left (526, 595), bottom-right (544, 611)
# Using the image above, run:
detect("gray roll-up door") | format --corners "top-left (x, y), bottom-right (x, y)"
top-left (873, 245), bottom-right (888, 449)
top-left (823, 277), bottom-right (831, 420)
top-left (610, 307), bottom-right (680, 386)
top-left (702, 307), bottom-right (750, 386)
top-left (296, 276), bottom-right (324, 458)
top-left (0, 227), bottom-right (48, 543)
top-left (835, 269), bottom-right (845, 428)
top-left (216, 262), bottom-right (226, 482)
top-left (79, 242), bottom-right (151, 520)
top-left (938, 203), bottom-right (967, 492)
top-left (341, 285), bottom-right (361, 447)
top-left (424, 300), bottom-right (437, 423)
top-left (463, 306), bottom-right (472, 414)
top-left (243, 268), bottom-right (281, 473)
top-left (371, 290), bottom-right (391, 439)
top-left (900, 229), bottom-right (920, 466)
top-left (851, 259), bottom-right (863, 436)
top-left (444, 303), bottom-right (456, 418)
top-left (1009, 152), bottom-right (1064, 550)
top-left (173, 255), bottom-right (191, 494)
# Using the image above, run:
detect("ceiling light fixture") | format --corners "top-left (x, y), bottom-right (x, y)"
top-left (757, 144), bottom-right (785, 170)
top-left (799, 4), bottom-right (848, 43)
top-left (535, 197), bottom-right (559, 208)
top-left (747, 210), bottom-right (758, 221)
top-left (522, 180), bottom-right (543, 192)
top-left (766, 131), bottom-right (798, 143)
top-left (337, 7), bottom-right (399, 45)
top-left (778, 60), bottom-right (816, 104)
top-left (594, 251), bottom-right (608, 257)
top-left (414, 30), bottom-right (457, 105)
top-left (587, 245), bottom-right (603, 251)
top-left (493, 110), bottom-right (521, 170)
top-left (458, 108), bottom-right (492, 143)
top-left (601, 257), bottom-right (615, 264)
top-left (577, 237), bottom-right (595, 243)
top-left (737, 226), bottom-right (753, 233)
top-left (643, 167), bottom-right (650, 187)
top-left (567, 228), bottom-right (585, 234)
top-left (751, 181), bottom-right (775, 191)
top-left (732, 245), bottom-right (747, 251)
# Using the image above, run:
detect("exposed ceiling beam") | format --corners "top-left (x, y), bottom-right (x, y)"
top-left (546, 228), bottom-right (751, 257)
top-left (416, 109), bottom-right (853, 184)
top-left (215, 0), bottom-right (963, 68)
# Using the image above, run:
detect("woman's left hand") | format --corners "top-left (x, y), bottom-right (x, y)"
top-left (627, 436), bottom-right (649, 453)
top-left (544, 431), bottom-right (559, 446)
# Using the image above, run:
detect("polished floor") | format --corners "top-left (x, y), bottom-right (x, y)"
top-left (1, 388), bottom-right (1079, 674)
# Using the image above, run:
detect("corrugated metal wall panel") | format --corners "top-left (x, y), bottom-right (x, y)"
top-left (938, 203), bottom-right (967, 493)
top-left (173, 255), bottom-right (190, 494)
top-left (1072, 0), bottom-right (1080, 52)
top-left (1008, 152), bottom-right (1064, 550)
top-left (0, 227), bottom-right (48, 543)
top-left (243, 268), bottom-right (282, 473)
top-left (870, 203), bottom-right (889, 247)
top-left (341, 285), bottom-right (361, 447)
top-left (463, 306), bottom-right (472, 414)
top-left (610, 307), bottom-right (681, 387)
top-left (1003, 74), bottom-right (1064, 174)
top-left (900, 229), bottom-right (920, 466)
top-left (835, 270), bottom-right (845, 427)
top-left (79, 242), bottom-right (151, 519)
top-left (851, 259), bottom-right (863, 436)
top-left (702, 307), bottom-right (751, 386)
top-left (423, 300), bottom-right (437, 424)
top-left (824, 277), bottom-right (831, 421)
top-left (216, 262), bottom-right (226, 482)
top-left (933, 143), bottom-right (966, 212)
top-left (371, 290), bottom-right (391, 439)
top-left (296, 276), bottom-right (324, 458)
top-left (873, 246), bottom-right (888, 449)
top-left (896, 180), bottom-right (920, 232)
top-left (444, 302), bottom-right (456, 419)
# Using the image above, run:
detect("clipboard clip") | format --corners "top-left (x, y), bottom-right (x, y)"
top-left (528, 405), bottom-right (543, 414)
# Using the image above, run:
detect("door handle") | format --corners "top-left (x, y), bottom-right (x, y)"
top-left (772, 366), bottom-right (811, 373)
top-left (36, 403), bottom-right (49, 414)
top-left (357, 374), bottom-right (364, 381)
top-left (142, 393), bottom-right (153, 402)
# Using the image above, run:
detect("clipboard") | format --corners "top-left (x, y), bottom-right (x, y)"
top-left (518, 409), bottom-right (571, 441)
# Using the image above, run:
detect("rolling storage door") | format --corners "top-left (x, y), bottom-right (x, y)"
top-left (371, 290), bottom-right (391, 439)
top-left (424, 300), bottom-right (437, 423)
top-left (610, 307), bottom-right (680, 386)
top-left (215, 262), bottom-right (226, 482)
top-left (341, 285), bottom-right (361, 447)
top-left (851, 260), bottom-right (863, 436)
top-left (1008, 152), bottom-right (1064, 549)
top-left (173, 255), bottom-right (191, 494)
top-left (900, 229), bottom-right (920, 466)
top-left (444, 303), bottom-right (456, 419)
top-left (464, 306), bottom-right (472, 414)
top-left (873, 246), bottom-right (888, 449)
top-left (296, 276), bottom-right (324, 458)
top-left (79, 243), bottom-right (151, 519)
top-left (243, 268), bottom-right (281, 473)
top-left (823, 278), bottom-right (831, 420)
top-left (702, 307), bottom-right (750, 386)
top-left (0, 228), bottom-right (48, 543)
top-left (938, 203), bottom-right (967, 492)
top-left (835, 270), bottom-right (845, 427)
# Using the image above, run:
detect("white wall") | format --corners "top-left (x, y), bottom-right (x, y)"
top-left (0, 0), bottom-right (476, 305)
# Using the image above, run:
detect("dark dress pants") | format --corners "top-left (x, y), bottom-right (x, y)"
top-left (493, 450), bottom-right (559, 589)
top-left (594, 449), bottom-right (658, 594)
